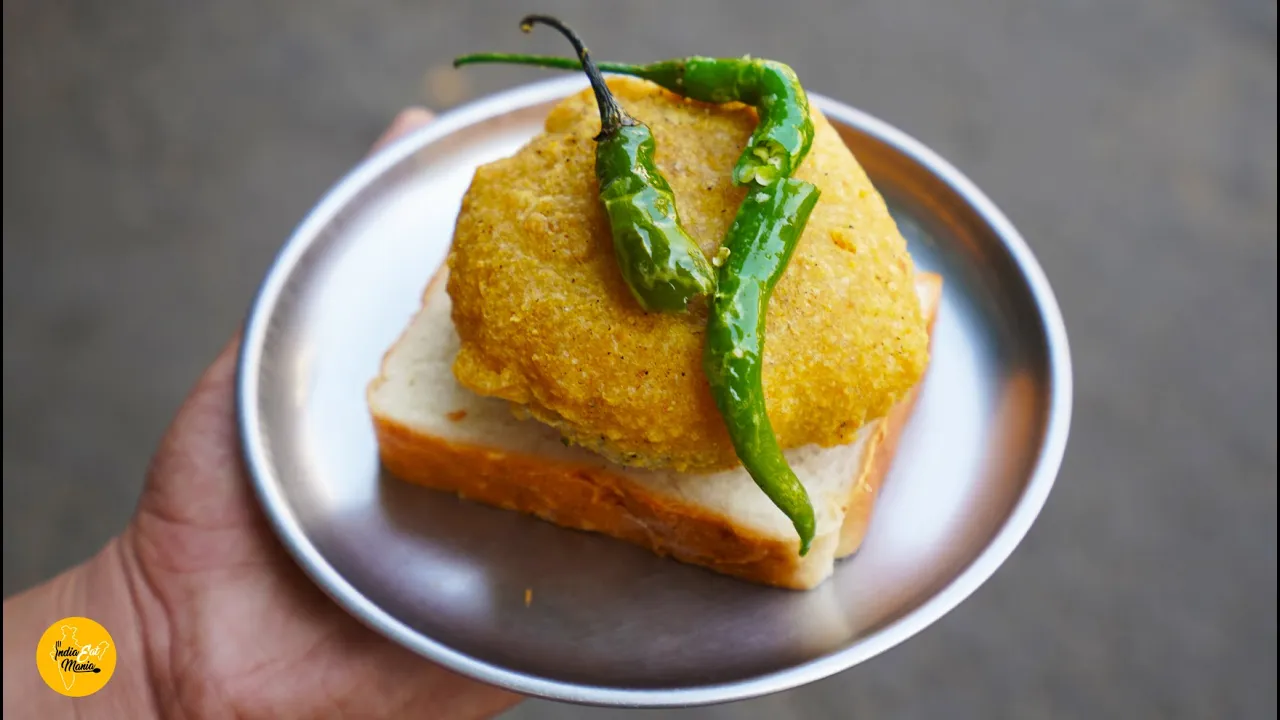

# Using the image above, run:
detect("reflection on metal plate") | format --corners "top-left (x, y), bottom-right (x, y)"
top-left (238, 76), bottom-right (1072, 707)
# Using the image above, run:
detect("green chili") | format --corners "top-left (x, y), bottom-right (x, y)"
top-left (479, 16), bottom-right (716, 313)
top-left (458, 18), bottom-right (823, 553)
top-left (453, 52), bottom-right (814, 187)
top-left (704, 178), bottom-right (822, 554)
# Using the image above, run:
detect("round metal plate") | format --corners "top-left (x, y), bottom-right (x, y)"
top-left (238, 76), bottom-right (1072, 707)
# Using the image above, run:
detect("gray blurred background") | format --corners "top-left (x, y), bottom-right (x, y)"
top-left (3, 1), bottom-right (1276, 718)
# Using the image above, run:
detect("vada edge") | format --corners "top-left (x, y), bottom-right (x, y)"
top-left (367, 269), bottom-right (941, 591)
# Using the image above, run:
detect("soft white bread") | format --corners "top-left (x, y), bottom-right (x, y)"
top-left (368, 270), bottom-right (942, 590)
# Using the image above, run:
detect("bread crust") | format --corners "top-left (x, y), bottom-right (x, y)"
top-left (836, 382), bottom-right (924, 559)
top-left (370, 272), bottom-right (942, 590)
top-left (838, 273), bottom-right (941, 558)
top-left (373, 415), bottom-right (836, 589)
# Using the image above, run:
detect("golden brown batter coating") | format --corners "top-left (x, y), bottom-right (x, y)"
top-left (446, 77), bottom-right (929, 472)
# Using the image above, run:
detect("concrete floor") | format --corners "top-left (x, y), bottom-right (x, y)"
top-left (3, 1), bottom-right (1276, 717)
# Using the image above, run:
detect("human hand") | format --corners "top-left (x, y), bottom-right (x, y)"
top-left (3, 109), bottom-right (523, 720)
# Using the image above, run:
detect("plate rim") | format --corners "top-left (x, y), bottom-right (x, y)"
top-left (236, 75), bottom-right (1073, 708)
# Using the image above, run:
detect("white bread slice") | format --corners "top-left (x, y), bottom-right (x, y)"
top-left (368, 269), bottom-right (942, 590)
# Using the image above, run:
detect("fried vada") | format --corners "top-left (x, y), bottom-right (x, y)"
top-left (446, 77), bottom-right (930, 472)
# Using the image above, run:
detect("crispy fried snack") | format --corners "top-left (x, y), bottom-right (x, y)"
top-left (446, 77), bottom-right (929, 472)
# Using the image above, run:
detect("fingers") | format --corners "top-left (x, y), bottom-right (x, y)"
top-left (140, 333), bottom-right (249, 533)
top-left (370, 107), bottom-right (436, 154)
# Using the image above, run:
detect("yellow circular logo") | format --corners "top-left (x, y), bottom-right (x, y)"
top-left (36, 617), bottom-right (116, 697)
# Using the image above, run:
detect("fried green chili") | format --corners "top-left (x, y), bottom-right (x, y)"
top-left (453, 51), bottom-right (814, 187)
top-left (703, 178), bottom-right (822, 554)
top-left (485, 16), bottom-right (716, 313)
top-left (457, 18), bottom-right (823, 553)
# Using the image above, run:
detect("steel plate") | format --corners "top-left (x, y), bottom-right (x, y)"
top-left (238, 76), bottom-right (1072, 707)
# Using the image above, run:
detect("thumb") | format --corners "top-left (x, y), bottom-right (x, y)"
top-left (139, 334), bottom-right (249, 533)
